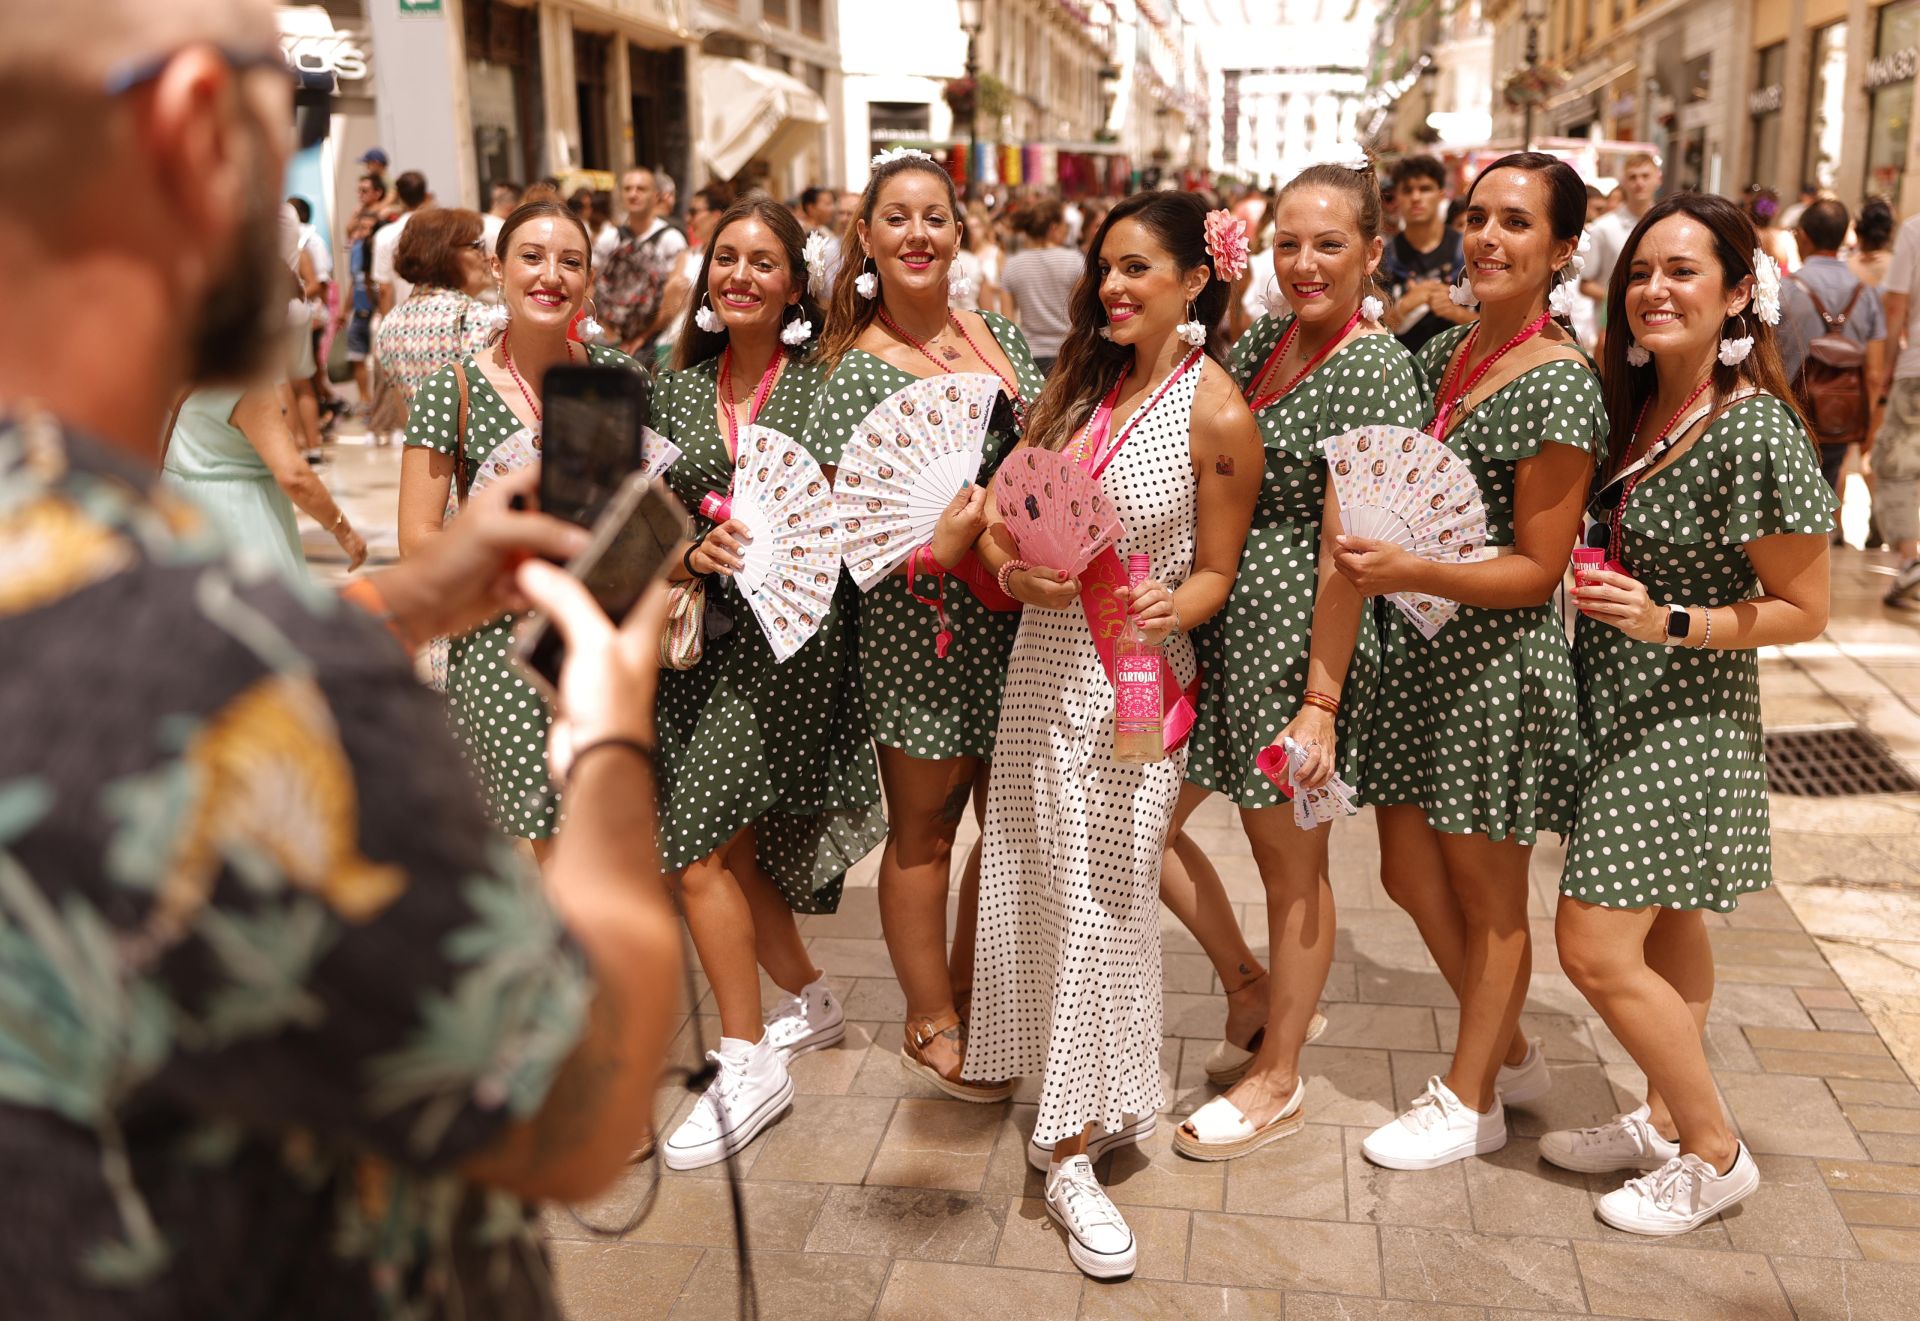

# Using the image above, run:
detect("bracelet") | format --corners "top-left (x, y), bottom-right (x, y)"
top-left (331, 511), bottom-right (350, 533)
top-left (567, 736), bottom-right (657, 782)
top-left (338, 576), bottom-right (417, 654)
top-left (997, 557), bottom-right (1032, 597)
top-left (914, 543), bottom-right (950, 578)
top-left (1698, 607), bottom-right (1713, 649)
top-left (682, 535), bottom-right (707, 579)
top-left (1169, 599), bottom-right (1183, 634)
top-left (1302, 689), bottom-right (1341, 714)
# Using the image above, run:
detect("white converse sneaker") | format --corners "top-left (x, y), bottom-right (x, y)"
top-left (1361, 1076), bottom-right (1506, 1170)
top-left (1540, 1104), bottom-right (1680, 1174)
top-left (1596, 1144), bottom-right (1760, 1236)
top-left (764, 974), bottom-right (845, 1057)
top-left (1496, 1037), bottom-right (1551, 1106)
top-left (1044, 1154), bottom-right (1137, 1279)
top-left (1027, 1114), bottom-right (1157, 1172)
top-left (660, 1034), bottom-right (794, 1171)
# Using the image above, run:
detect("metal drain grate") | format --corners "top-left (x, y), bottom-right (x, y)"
top-left (1765, 724), bottom-right (1920, 796)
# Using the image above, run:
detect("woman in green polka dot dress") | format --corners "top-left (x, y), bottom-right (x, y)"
top-left (399, 199), bottom-right (638, 848)
top-left (1168, 165), bottom-right (1426, 1161)
top-left (1335, 155), bottom-right (1604, 1173)
top-left (1544, 195), bottom-right (1834, 1236)
top-left (651, 195), bottom-right (889, 1172)
top-left (807, 152), bottom-right (1046, 1100)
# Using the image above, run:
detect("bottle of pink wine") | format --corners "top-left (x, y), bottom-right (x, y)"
top-left (1113, 552), bottom-right (1167, 765)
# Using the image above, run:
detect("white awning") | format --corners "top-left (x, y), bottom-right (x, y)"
top-left (699, 57), bottom-right (829, 181)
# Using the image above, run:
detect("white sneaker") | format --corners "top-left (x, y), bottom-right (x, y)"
top-left (1596, 1144), bottom-right (1760, 1236)
top-left (1496, 1037), bottom-right (1552, 1106)
top-left (1887, 558), bottom-right (1920, 605)
top-left (1027, 1114), bottom-right (1157, 1172)
top-left (1540, 1104), bottom-right (1680, 1174)
top-left (1044, 1154), bottom-right (1137, 1279)
top-left (764, 974), bottom-right (845, 1057)
top-left (1361, 1076), bottom-right (1506, 1170)
top-left (660, 1034), bottom-right (794, 1171)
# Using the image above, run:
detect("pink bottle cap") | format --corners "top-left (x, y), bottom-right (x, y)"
top-left (700, 491), bottom-right (732, 522)
top-left (1127, 552), bottom-right (1151, 588)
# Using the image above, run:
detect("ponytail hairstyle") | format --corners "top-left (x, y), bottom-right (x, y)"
top-left (672, 191), bottom-right (822, 370)
top-left (1600, 191), bottom-right (1807, 480)
top-left (815, 153), bottom-right (963, 367)
top-left (1462, 151), bottom-right (1587, 322)
top-left (1021, 189), bottom-right (1231, 452)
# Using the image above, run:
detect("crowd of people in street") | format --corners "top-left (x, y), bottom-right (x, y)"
top-left (0, 0), bottom-right (1889, 1310)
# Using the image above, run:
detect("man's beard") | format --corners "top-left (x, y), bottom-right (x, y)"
top-left (186, 126), bottom-right (295, 385)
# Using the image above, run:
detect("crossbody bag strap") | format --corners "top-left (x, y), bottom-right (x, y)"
top-left (453, 359), bottom-right (471, 504)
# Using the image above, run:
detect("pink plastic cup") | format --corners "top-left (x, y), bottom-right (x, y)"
top-left (1255, 744), bottom-right (1294, 800)
top-left (699, 491), bottom-right (733, 523)
top-left (1571, 547), bottom-right (1606, 588)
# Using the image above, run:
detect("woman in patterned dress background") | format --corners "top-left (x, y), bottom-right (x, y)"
top-left (1337, 154), bottom-right (1605, 1171)
top-left (807, 151), bottom-right (1048, 1101)
top-left (968, 191), bottom-right (1261, 1278)
top-left (398, 201), bottom-right (640, 851)
top-left (1169, 164), bottom-right (1426, 1161)
top-left (650, 195), bottom-right (888, 1171)
top-left (374, 208), bottom-right (495, 418)
top-left (1544, 194), bottom-right (1834, 1234)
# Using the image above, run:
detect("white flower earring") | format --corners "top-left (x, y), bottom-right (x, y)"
top-left (1098, 324), bottom-right (1114, 341)
top-left (948, 265), bottom-right (974, 306)
top-left (1448, 275), bottom-right (1479, 310)
top-left (693, 292), bottom-right (724, 334)
top-left (780, 304), bottom-right (814, 346)
top-left (1360, 293), bottom-right (1385, 324)
top-left (577, 299), bottom-right (605, 341)
top-left (477, 299), bottom-right (511, 343)
top-left (854, 256), bottom-right (879, 300)
top-left (1626, 341), bottom-right (1651, 367)
top-left (1175, 302), bottom-right (1208, 348)
top-left (1718, 313), bottom-right (1755, 366)
top-left (1547, 275), bottom-right (1579, 320)
top-left (1261, 280), bottom-right (1288, 317)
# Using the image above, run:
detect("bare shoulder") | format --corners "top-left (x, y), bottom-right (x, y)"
top-left (1192, 358), bottom-right (1258, 450)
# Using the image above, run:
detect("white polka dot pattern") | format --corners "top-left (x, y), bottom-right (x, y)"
top-left (964, 360), bottom-right (1201, 1144)
top-left (1564, 394), bottom-right (1837, 911)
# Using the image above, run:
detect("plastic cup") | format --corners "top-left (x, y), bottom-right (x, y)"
top-left (1571, 547), bottom-right (1606, 588)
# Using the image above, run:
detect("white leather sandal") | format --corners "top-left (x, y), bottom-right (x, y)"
top-left (1204, 1011), bottom-right (1327, 1086)
top-left (1172, 1079), bottom-right (1306, 1161)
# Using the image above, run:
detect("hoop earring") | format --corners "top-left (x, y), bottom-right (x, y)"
top-left (578, 297), bottom-right (606, 341)
top-left (780, 302), bottom-right (815, 347)
top-left (854, 256), bottom-right (879, 300)
top-left (694, 291), bottom-right (724, 334)
top-left (1175, 301), bottom-right (1207, 348)
top-left (1717, 311), bottom-right (1755, 366)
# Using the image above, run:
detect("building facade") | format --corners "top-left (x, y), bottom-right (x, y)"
top-left (690, 0), bottom-right (842, 197)
top-left (1204, 1), bottom-right (1372, 190)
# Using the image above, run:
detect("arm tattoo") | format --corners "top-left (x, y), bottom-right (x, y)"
top-left (1214, 455), bottom-right (1235, 476)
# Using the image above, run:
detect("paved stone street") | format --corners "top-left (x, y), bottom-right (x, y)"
top-left (309, 433), bottom-right (1920, 1320)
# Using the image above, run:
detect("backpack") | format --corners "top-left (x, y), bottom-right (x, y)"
top-left (1790, 277), bottom-right (1870, 445)
top-left (595, 221), bottom-right (683, 347)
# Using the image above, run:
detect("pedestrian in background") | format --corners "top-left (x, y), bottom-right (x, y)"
top-left (1851, 198), bottom-right (1897, 288)
top-left (999, 197), bottom-right (1082, 373)
top-left (1872, 201), bottom-right (1920, 601)
top-left (595, 166), bottom-right (686, 356)
top-left (373, 207), bottom-right (497, 417)
top-left (1379, 154), bottom-right (1472, 355)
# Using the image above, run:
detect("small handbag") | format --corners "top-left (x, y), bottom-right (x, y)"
top-left (660, 575), bottom-right (708, 670)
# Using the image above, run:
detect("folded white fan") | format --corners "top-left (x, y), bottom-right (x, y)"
top-left (1283, 737), bottom-right (1358, 831)
top-left (836, 373), bottom-right (1006, 589)
top-left (1322, 424), bottom-right (1489, 640)
top-left (640, 425), bottom-right (682, 483)
top-left (729, 425), bottom-right (842, 663)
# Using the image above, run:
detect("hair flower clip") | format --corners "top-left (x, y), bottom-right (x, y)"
top-left (1750, 248), bottom-right (1783, 326)
top-left (1203, 209), bottom-right (1250, 282)
top-left (1547, 280), bottom-right (1580, 320)
top-left (803, 231), bottom-right (832, 298)
top-left (871, 146), bottom-right (937, 170)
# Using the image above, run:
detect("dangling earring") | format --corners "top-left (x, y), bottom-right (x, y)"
top-left (1625, 341), bottom-right (1651, 367)
top-left (1175, 301), bottom-right (1207, 348)
top-left (779, 303), bottom-right (814, 347)
top-left (1718, 312), bottom-right (1755, 366)
top-left (477, 296), bottom-right (511, 343)
top-left (693, 291), bottom-right (724, 334)
top-left (854, 255), bottom-right (879, 300)
top-left (1448, 275), bottom-right (1479, 310)
top-left (577, 298), bottom-right (605, 341)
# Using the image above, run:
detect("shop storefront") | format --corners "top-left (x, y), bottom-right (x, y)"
top-left (464, 0), bottom-right (545, 194)
top-left (1749, 42), bottom-right (1785, 193)
top-left (1805, 21), bottom-right (1850, 193)
top-left (1868, 0), bottom-right (1920, 202)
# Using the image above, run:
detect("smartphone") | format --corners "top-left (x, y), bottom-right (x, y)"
top-left (540, 364), bottom-right (653, 531)
top-left (512, 471), bottom-right (691, 691)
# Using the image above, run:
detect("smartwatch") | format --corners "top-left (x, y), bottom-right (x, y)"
top-left (1663, 603), bottom-right (1691, 645)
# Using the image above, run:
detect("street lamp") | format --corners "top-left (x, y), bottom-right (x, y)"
top-left (1522, 0), bottom-right (1546, 151)
top-left (958, 0), bottom-right (984, 198)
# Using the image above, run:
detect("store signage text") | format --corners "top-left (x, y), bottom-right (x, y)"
top-left (1867, 48), bottom-right (1917, 93)
top-left (1749, 83), bottom-right (1782, 115)
top-left (281, 29), bottom-right (371, 84)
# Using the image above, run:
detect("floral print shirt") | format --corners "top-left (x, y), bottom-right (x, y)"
top-left (0, 411), bottom-right (591, 1319)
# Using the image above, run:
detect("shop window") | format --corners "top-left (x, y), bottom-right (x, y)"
top-left (465, 0), bottom-right (544, 189)
top-left (1749, 41), bottom-right (1785, 189)
top-left (629, 43), bottom-right (689, 189)
top-left (765, 0), bottom-right (790, 26)
top-left (574, 30), bottom-right (611, 170)
top-left (1868, 0), bottom-right (1920, 201)
top-left (800, 0), bottom-right (825, 38)
top-left (1803, 23), bottom-right (1848, 192)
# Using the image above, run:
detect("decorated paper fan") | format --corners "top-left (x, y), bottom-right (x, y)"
top-left (835, 373), bottom-right (1006, 590)
top-left (727, 425), bottom-right (842, 663)
top-left (992, 446), bottom-right (1127, 577)
top-left (1322, 424), bottom-right (1489, 640)
top-left (640, 425), bottom-right (682, 483)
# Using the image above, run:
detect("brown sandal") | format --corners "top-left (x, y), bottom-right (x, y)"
top-left (900, 1009), bottom-right (1015, 1103)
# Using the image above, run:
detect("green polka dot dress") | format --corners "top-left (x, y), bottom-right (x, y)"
top-left (405, 344), bottom-right (640, 838)
top-left (1185, 317), bottom-right (1424, 808)
top-left (805, 311), bottom-right (1047, 760)
top-left (1360, 323), bottom-right (1604, 844)
top-left (1564, 393), bottom-right (1836, 911)
top-left (651, 354), bottom-right (886, 914)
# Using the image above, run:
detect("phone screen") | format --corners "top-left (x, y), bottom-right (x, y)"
top-left (541, 365), bottom-right (651, 529)
top-left (517, 474), bottom-right (690, 689)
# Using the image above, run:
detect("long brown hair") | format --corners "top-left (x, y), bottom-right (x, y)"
top-left (671, 192), bottom-right (821, 370)
top-left (1600, 192), bottom-right (1807, 480)
top-left (1021, 190), bottom-right (1231, 452)
top-left (815, 153), bottom-right (962, 367)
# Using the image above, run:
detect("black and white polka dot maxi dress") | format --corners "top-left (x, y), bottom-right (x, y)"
top-left (1564, 394), bottom-right (1836, 912)
top-left (964, 362), bottom-right (1202, 1144)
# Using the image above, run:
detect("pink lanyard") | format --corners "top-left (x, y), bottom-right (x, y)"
top-left (1074, 349), bottom-right (1203, 477)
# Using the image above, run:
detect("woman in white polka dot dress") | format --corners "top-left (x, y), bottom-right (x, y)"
top-left (1543, 194), bottom-right (1835, 1235)
top-left (649, 197), bottom-right (888, 1172)
top-left (1336, 155), bottom-right (1604, 1173)
top-left (399, 200), bottom-right (639, 848)
top-left (969, 192), bottom-right (1261, 1278)
top-left (1170, 165), bottom-right (1426, 1161)
top-left (806, 153), bottom-right (1048, 1101)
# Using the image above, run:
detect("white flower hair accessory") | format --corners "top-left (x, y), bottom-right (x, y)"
top-left (803, 231), bottom-right (832, 298)
top-left (1448, 276), bottom-right (1479, 309)
top-left (1326, 139), bottom-right (1373, 171)
top-left (1547, 280), bottom-right (1580, 319)
top-left (1750, 248), bottom-right (1783, 326)
top-left (1626, 342), bottom-right (1651, 367)
top-left (871, 146), bottom-right (937, 170)
top-left (780, 308), bottom-right (814, 346)
top-left (1360, 294), bottom-right (1385, 324)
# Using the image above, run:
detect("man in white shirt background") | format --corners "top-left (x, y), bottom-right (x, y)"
top-left (372, 170), bottom-right (431, 315)
top-left (1579, 152), bottom-right (1661, 355)
top-left (594, 167), bottom-right (686, 357)
top-left (1871, 209), bottom-right (1920, 602)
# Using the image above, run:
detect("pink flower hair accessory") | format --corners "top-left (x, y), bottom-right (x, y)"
top-left (1203, 209), bottom-right (1250, 282)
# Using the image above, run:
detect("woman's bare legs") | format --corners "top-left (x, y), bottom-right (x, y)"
top-left (876, 746), bottom-right (980, 1076)
top-left (679, 828), bottom-right (774, 1043)
top-left (1639, 906), bottom-right (1716, 1139)
top-left (947, 773), bottom-right (991, 1009)
top-left (1437, 831), bottom-right (1533, 1112)
top-left (1160, 784), bottom-right (1268, 1046)
top-left (725, 830), bottom-right (823, 996)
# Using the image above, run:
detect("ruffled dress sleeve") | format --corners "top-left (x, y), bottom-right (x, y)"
top-left (403, 362), bottom-right (463, 456)
top-left (1712, 395), bottom-right (1839, 544)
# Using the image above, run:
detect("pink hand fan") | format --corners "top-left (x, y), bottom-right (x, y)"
top-left (993, 446), bottom-right (1126, 577)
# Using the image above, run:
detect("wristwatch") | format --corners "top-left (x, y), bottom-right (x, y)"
top-left (1663, 603), bottom-right (1691, 645)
